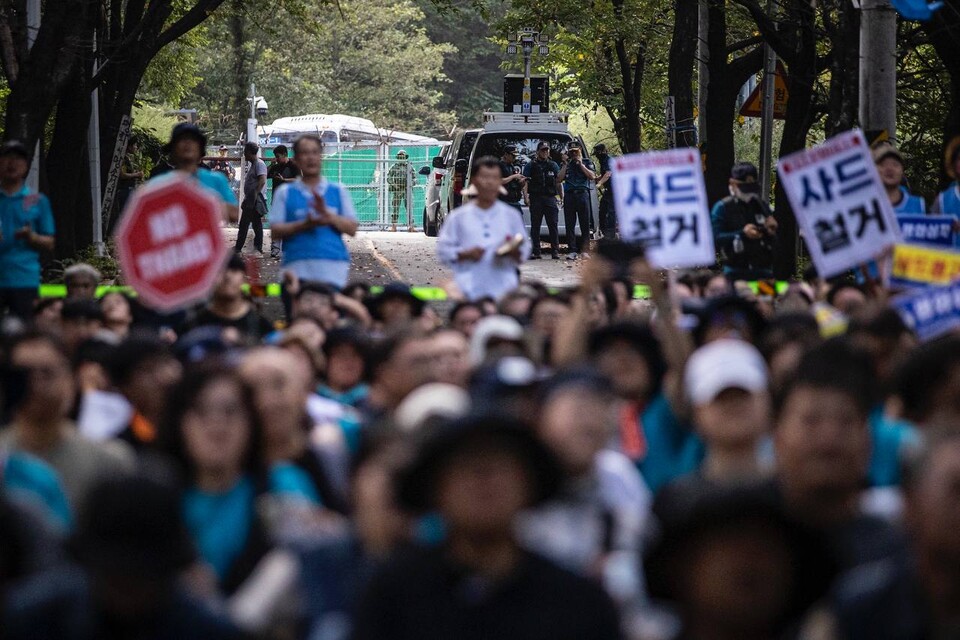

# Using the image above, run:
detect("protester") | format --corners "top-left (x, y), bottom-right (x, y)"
top-left (63, 264), bottom-right (100, 301)
top-left (932, 135), bottom-right (960, 246)
top-left (160, 363), bottom-right (319, 595)
top-left (874, 143), bottom-right (925, 214)
top-left (0, 140), bottom-right (55, 320)
top-left (184, 254), bottom-right (272, 342)
top-left (353, 415), bottom-right (622, 640)
top-left (0, 330), bottom-right (134, 512)
top-left (519, 370), bottom-right (651, 608)
top-left (2, 471), bottom-right (244, 640)
top-left (270, 134), bottom-right (359, 291)
top-left (149, 123), bottom-right (237, 222)
top-left (448, 300), bottom-right (483, 338)
top-left (98, 291), bottom-right (134, 340)
top-left (437, 156), bottom-right (530, 300)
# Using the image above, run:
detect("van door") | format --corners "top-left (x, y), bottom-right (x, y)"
top-left (450, 131), bottom-right (479, 209)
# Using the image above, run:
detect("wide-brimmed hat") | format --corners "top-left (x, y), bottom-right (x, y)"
top-left (396, 414), bottom-right (563, 513)
top-left (366, 282), bottom-right (425, 321)
top-left (71, 472), bottom-right (195, 577)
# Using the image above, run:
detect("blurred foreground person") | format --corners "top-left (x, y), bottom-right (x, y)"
top-left (2, 472), bottom-right (242, 639)
top-left (352, 415), bottom-right (621, 640)
top-left (834, 430), bottom-right (960, 638)
top-left (645, 484), bottom-right (837, 640)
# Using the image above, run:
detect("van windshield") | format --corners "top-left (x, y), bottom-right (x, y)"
top-left (472, 134), bottom-right (574, 167)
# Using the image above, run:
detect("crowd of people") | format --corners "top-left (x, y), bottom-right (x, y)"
top-left (1, 123), bottom-right (960, 639)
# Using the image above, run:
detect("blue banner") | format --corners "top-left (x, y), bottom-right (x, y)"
top-left (892, 280), bottom-right (960, 340)
top-left (896, 215), bottom-right (956, 247)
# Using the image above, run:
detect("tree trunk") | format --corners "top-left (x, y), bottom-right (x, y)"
top-left (46, 71), bottom-right (94, 259)
top-left (668, 0), bottom-right (699, 148)
top-left (823, 0), bottom-right (859, 136)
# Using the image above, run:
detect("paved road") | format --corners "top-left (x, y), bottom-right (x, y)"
top-left (230, 228), bottom-right (583, 291)
top-left (228, 227), bottom-right (583, 322)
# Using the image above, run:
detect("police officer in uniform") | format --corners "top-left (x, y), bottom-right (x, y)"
top-left (499, 145), bottom-right (526, 213)
top-left (593, 143), bottom-right (616, 238)
top-left (522, 141), bottom-right (561, 259)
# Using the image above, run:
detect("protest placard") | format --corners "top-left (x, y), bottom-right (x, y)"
top-left (890, 243), bottom-right (960, 288)
top-left (611, 149), bottom-right (715, 269)
top-left (778, 130), bottom-right (901, 278)
top-left (896, 215), bottom-right (956, 247)
top-left (892, 280), bottom-right (960, 340)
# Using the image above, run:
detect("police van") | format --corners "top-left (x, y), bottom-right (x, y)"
top-left (423, 112), bottom-right (599, 239)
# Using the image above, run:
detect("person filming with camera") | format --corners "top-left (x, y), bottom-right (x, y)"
top-left (710, 162), bottom-right (778, 281)
top-left (557, 142), bottom-right (597, 260)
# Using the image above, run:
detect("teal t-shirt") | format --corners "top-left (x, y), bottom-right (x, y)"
top-left (183, 464), bottom-right (319, 580)
top-left (636, 393), bottom-right (705, 493)
top-left (148, 168), bottom-right (237, 207)
top-left (2, 450), bottom-right (72, 531)
top-left (868, 406), bottom-right (918, 487)
top-left (0, 185), bottom-right (55, 288)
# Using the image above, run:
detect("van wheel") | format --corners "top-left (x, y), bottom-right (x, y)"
top-left (424, 207), bottom-right (438, 237)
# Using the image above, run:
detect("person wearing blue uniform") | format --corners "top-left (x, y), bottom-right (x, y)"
top-left (557, 141), bottom-right (597, 260)
top-left (148, 123), bottom-right (238, 223)
top-left (0, 140), bottom-right (55, 320)
top-left (874, 144), bottom-right (925, 215)
top-left (932, 136), bottom-right (960, 248)
top-left (270, 133), bottom-right (359, 296)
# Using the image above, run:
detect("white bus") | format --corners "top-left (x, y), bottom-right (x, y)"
top-left (259, 114), bottom-right (437, 147)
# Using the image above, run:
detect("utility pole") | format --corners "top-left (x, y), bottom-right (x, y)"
top-left (506, 28), bottom-right (549, 114)
top-left (859, 0), bottom-right (897, 143)
top-left (758, 15), bottom-right (777, 202)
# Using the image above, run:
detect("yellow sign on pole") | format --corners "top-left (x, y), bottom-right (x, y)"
top-left (740, 62), bottom-right (789, 119)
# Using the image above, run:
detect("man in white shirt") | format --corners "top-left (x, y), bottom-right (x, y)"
top-left (437, 156), bottom-right (530, 300)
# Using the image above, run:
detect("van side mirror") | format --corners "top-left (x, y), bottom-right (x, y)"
top-left (418, 166), bottom-right (431, 175)
top-left (432, 156), bottom-right (445, 168)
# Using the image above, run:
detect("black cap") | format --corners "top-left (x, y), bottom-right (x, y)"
top-left (168, 123), bottom-right (207, 150)
top-left (593, 143), bottom-right (607, 155)
top-left (567, 141), bottom-right (581, 150)
top-left (0, 140), bottom-right (31, 161)
top-left (537, 141), bottom-right (551, 150)
top-left (730, 161), bottom-right (759, 182)
top-left (503, 145), bottom-right (518, 155)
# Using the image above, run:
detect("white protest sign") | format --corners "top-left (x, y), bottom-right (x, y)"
top-left (611, 149), bottom-right (715, 268)
top-left (778, 129), bottom-right (901, 278)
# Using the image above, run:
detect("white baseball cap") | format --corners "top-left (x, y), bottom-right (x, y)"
top-left (684, 339), bottom-right (768, 406)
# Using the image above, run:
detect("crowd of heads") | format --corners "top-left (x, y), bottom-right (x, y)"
top-left (1, 242), bottom-right (960, 638)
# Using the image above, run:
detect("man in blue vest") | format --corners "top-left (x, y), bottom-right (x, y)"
top-left (270, 134), bottom-right (359, 313)
top-left (873, 143), bottom-right (925, 215)
top-left (0, 141), bottom-right (55, 320)
top-left (932, 136), bottom-right (960, 248)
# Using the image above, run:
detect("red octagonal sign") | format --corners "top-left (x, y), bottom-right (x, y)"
top-left (115, 175), bottom-right (227, 311)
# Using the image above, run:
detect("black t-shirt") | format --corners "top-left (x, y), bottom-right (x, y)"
top-left (499, 160), bottom-right (524, 203)
top-left (186, 306), bottom-right (273, 340)
top-left (353, 545), bottom-right (622, 640)
top-left (267, 160), bottom-right (301, 193)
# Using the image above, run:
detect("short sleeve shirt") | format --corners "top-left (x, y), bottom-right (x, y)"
top-left (563, 157), bottom-right (595, 191)
top-left (147, 169), bottom-right (237, 207)
top-left (0, 185), bottom-right (56, 288)
top-left (245, 159), bottom-right (268, 199)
